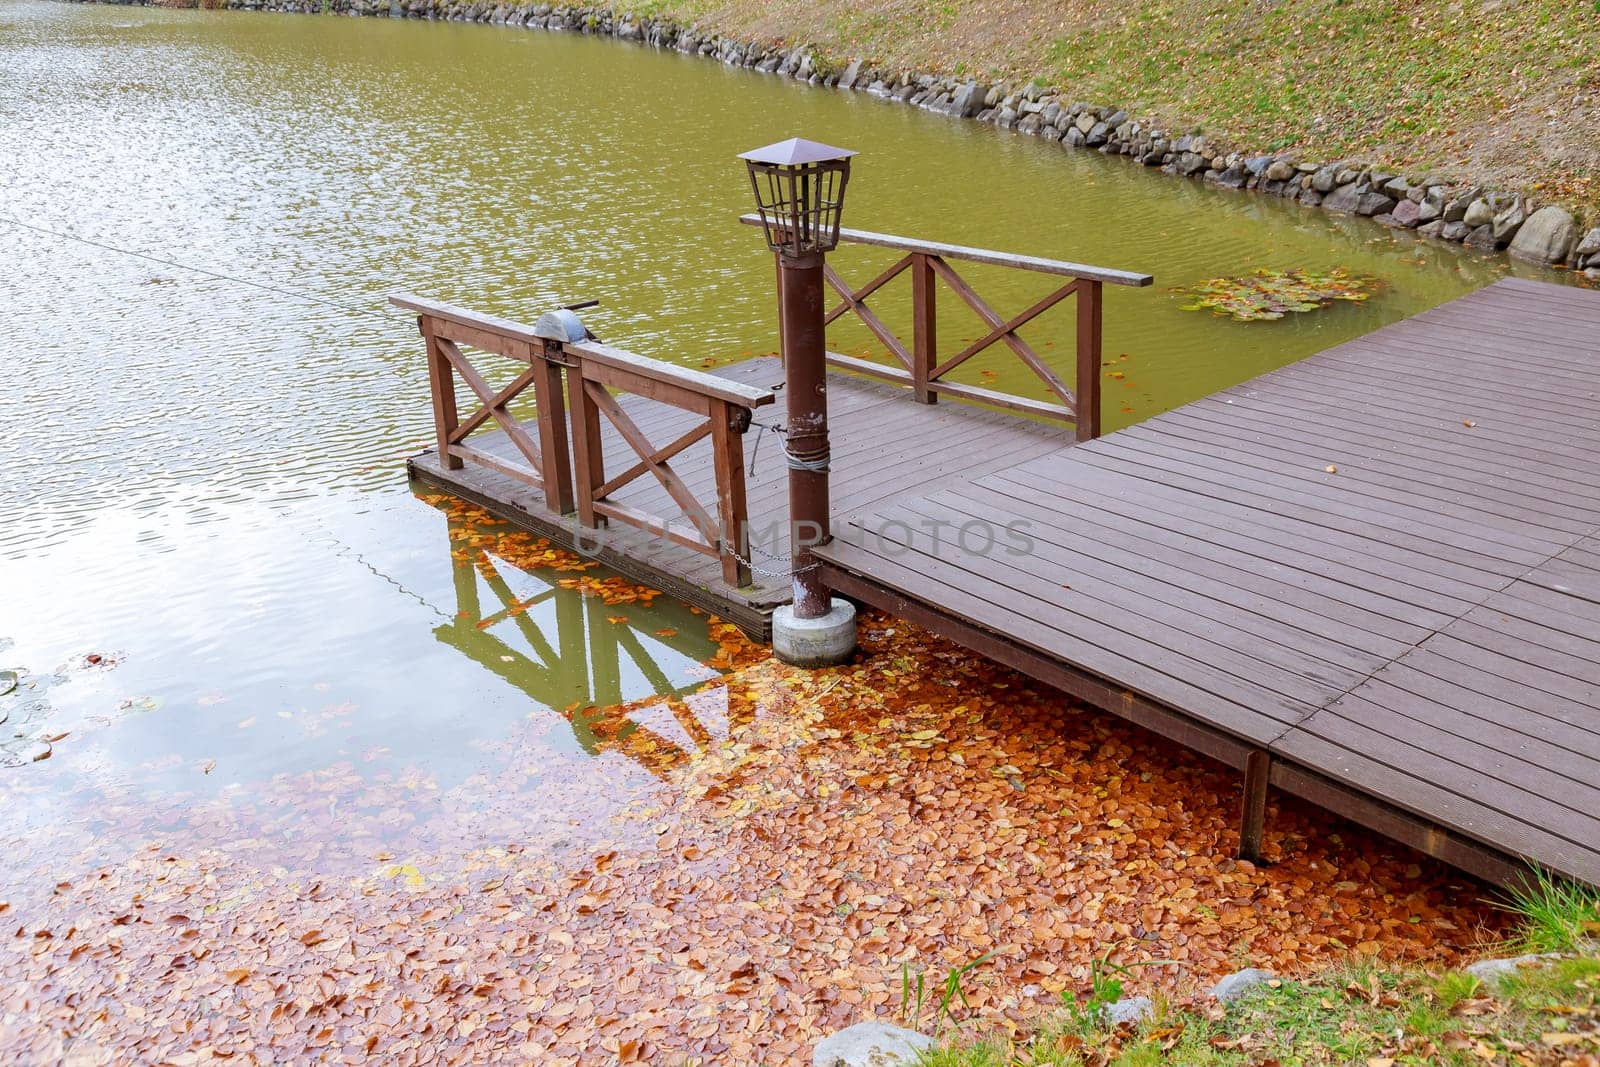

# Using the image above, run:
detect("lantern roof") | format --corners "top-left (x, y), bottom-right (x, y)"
top-left (738, 137), bottom-right (857, 166)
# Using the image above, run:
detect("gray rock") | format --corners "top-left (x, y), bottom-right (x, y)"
top-left (1075, 111), bottom-right (1097, 134)
top-left (1440, 220), bottom-right (1472, 241)
top-left (1382, 176), bottom-right (1413, 199)
top-left (1299, 189), bottom-right (1324, 207)
top-left (1357, 192), bottom-right (1397, 216)
top-left (1586, 267), bottom-right (1600, 282)
top-left (1176, 151), bottom-right (1206, 175)
top-left (837, 59), bottom-right (863, 89)
top-left (813, 1022), bottom-right (935, 1067)
top-left (1417, 198), bottom-right (1442, 223)
top-left (1104, 109), bottom-right (1128, 128)
top-left (1103, 997), bottom-right (1152, 1026)
top-left (1417, 219), bottom-right (1447, 238)
top-left (1508, 206), bottom-right (1578, 265)
top-left (1322, 184), bottom-right (1363, 214)
top-left (1064, 126), bottom-right (1086, 146)
top-left (1576, 227), bottom-right (1600, 258)
top-left (1216, 164), bottom-right (1247, 189)
top-left (1265, 159), bottom-right (1297, 182)
top-left (1462, 198), bottom-right (1495, 228)
top-left (1466, 952), bottom-right (1563, 983)
top-left (1465, 223), bottom-right (1500, 250)
top-left (1209, 968), bottom-right (1273, 1002)
top-left (1087, 121), bottom-right (1111, 146)
top-left (1311, 165), bottom-right (1340, 193)
top-left (1245, 155), bottom-right (1274, 176)
top-left (1390, 199), bottom-right (1423, 228)
top-left (1492, 198), bottom-right (1526, 242)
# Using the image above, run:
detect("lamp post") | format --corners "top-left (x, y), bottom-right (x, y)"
top-left (740, 136), bottom-right (858, 667)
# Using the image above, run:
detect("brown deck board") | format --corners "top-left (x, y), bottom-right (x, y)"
top-left (817, 278), bottom-right (1600, 886)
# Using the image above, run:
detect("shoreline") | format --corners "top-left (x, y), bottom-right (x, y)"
top-left (76, 0), bottom-right (1600, 283)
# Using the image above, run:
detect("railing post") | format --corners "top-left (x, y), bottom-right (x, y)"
top-left (709, 399), bottom-right (752, 588)
top-left (1074, 280), bottom-right (1103, 442)
top-left (533, 343), bottom-right (575, 514)
top-left (566, 359), bottom-right (605, 530)
top-left (911, 253), bottom-right (938, 405)
top-left (420, 317), bottom-right (463, 470)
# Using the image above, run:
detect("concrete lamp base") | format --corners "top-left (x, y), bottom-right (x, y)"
top-left (771, 598), bottom-right (858, 668)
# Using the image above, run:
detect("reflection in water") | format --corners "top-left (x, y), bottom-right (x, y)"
top-left (427, 495), bottom-right (743, 773)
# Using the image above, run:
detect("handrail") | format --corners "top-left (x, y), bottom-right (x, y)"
top-left (742, 218), bottom-right (1149, 441)
top-left (566, 340), bottom-right (776, 408)
top-left (738, 213), bottom-right (1152, 287)
top-left (389, 292), bottom-right (552, 352)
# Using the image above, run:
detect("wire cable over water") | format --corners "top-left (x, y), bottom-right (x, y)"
top-left (0, 214), bottom-right (391, 321)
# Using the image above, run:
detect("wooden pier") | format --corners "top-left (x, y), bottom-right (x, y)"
top-left (400, 238), bottom-right (1600, 887)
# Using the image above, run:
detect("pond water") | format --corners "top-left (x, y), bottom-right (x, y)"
top-left (0, 0), bottom-right (1560, 879)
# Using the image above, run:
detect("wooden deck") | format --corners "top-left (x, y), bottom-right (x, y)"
top-left (409, 356), bottom-right (1074, 636)
top-left (817, 277), bottom-right (1600, 886)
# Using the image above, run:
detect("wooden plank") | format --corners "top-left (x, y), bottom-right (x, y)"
top-left (569, 340), bottom-right (778, 408)
top-left (392, 292), bottom-right (552, 348)
top-left (832, 509), bottom-right (1329, 731)
top-left (736, 213), bottom-right (1154, 287)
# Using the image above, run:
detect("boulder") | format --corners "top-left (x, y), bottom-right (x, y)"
top-left (1176, 151), bottom-right (1206, 175)
top-left (1311, 165), bottom-right (1341, 193)
top-left (1417, 219), bottom-right (1446, 239)
top-left (1508, 206), bottom-right (1578, 265)
top-left (1209, 968), bottom-right (1274, 1003)
top-left (837, 59), bottom-right (863, 89)
top-left (813, 1022), bottom-right (934, 1067)
top-left (1464, 224), bottom-right (1500, 249)
top-left (1440, 220), bottom-right (1472, 241)
top-left (1265, 159), bottom-right (1298, 182)
top-left (1103, 997), bottom-right (1153, 1026)
top-left (1357, 192), bottom-right (1397, 216)
top-left (1466, 953), bottom-right (1563, 983)
top-left (1075, 111), bottom-right (1097, 134)
top-left (1462, 198), bottom-right (1495, 228)
top-left (1322, 184), bottom-right (1364, 214)
top-left (1087, 121), bottom-right (1111, 146)
top-left (1216, 164), bottom-right (1247, 189)
top-left (1389, 199), bottom-right (1423, 228)
top-left (1576, 227), bottom-right (1600, 259)
top-left (1491, 198), bottom-right (1526, 242)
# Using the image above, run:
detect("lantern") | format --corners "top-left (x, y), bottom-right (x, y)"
top-left (739, 137), bottom-right (856, 261)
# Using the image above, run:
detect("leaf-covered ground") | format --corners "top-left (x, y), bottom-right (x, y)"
top-left (0, 510), bottom-right (1508, 1064)
top-left (646, 0), bottom-right (1600, 215)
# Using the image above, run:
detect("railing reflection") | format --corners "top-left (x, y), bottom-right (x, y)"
top-left (431, 507), bottom-right (734, 776)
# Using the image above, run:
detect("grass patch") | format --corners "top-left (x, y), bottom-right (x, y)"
top-left (1501, 868), bottom-right (1600, 955)
top-left (922, 879), bottom-right (1600, 1066)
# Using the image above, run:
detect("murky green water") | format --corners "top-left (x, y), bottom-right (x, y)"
top-left (0, 0), bottom-right (1557, 872)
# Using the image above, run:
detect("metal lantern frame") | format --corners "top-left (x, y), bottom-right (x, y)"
top-left (739, 138), bottom-right (856, 261)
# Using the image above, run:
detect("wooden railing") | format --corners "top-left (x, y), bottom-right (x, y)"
top-left (562, 340), bottom-right (774, 588)
top-left (391, 293), bottom-right (774, 590)
top-left (742, 215), bottom-right (1152, 442)
top-left (392, 293), bottom-right (575, 512)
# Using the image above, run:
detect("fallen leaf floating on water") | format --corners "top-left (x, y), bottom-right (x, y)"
top-left (1176, 268), bottom-right (1380, 321)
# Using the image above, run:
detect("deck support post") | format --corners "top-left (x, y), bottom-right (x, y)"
top-left (1239, 749), bottom-right (1271, 864)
